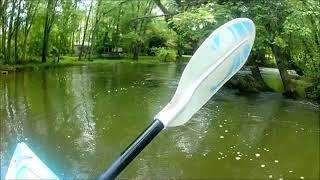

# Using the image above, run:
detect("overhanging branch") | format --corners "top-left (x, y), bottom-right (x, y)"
top-left (132, 13), bottom-right (177, 21)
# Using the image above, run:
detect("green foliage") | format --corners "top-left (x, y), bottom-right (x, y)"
top-left (144, 21), bottom-right (178, 55)
top-left (169, 3), bottom-right (231, 42)
top-left (154, 47), bottom-right (177, 62)
top-left (281, 0), bottom-right (320, 100)
top-left (122, 32), bottom-right (143, 57)
top-left (170, 7), bottom-right (215, 41)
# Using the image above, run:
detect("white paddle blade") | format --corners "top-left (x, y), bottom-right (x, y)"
top-left (155, 18), bottom-right (256, 128)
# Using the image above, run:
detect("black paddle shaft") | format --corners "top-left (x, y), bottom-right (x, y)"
top-left (98, 119), bottom-right (164, 180)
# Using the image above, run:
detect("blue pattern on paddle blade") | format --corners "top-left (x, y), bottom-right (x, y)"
top-left (211, 53), bottom-right (242, 92)
top-left (212, 35), bottom-right (220, 50)
top-left (242, 21), bottom-right (254, 33)
top-left (241, 44), bottom-right (251, 63)
top-left (231, 23), bottom-right (247, 38)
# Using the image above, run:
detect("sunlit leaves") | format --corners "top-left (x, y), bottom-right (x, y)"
top-left (169, 3), bottom-right (230, 42)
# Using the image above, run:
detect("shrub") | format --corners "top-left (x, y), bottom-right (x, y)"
top-left (154, 47), bottom-right (177, 62)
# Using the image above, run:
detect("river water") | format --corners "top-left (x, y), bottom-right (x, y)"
top-left (0, 64), bottom-right (319, 179)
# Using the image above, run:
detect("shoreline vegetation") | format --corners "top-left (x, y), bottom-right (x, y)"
top-left (0, 56), bottom-right (165, 72)
top-left (1, 55), bottom-right (317, 104)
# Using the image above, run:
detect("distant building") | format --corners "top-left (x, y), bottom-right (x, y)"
top-left (74, 42), bottom-right (91, 56)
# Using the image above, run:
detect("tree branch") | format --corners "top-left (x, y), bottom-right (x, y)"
top-left (132, 13), bottom-right (177, 21)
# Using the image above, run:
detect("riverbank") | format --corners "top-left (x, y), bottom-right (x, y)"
top-left (0, 56), bottom-right (166, 72)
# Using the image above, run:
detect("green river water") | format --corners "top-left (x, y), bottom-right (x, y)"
top-left (0, 64), bottom-right (319, 179)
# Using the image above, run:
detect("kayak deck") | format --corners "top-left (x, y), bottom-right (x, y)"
top-left (5, 142), bottom-right (60, 180)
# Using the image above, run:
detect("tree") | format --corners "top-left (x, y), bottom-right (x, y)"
top-left (78, 0), bottom-right (94, 61)
top-left (6, 0), bottom-right (17, 64)
top-left (14, 0), bottom-right (22, 63)
top-left (42, 0), bottom-right (58, 63)
top-left (22, 0), bottom-right (40, 62)
top-left (0, 0), bottom-right (9, 63)
top-left (88, 0), bottom-right (102, 60)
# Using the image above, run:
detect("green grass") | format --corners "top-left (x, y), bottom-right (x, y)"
top-left (0, 56), bottom-right (162, 71)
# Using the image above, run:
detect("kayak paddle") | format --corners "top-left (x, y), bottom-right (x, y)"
top-left (98, 18), bottom-right (256, 180)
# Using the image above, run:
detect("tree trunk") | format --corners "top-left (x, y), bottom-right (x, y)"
top-left (272, 45), bottom-right (298, 98)
top-left (249, 52), bottom-right (272, 91)
top-left (71, 31), bottom-right (75, 55)
top-left (250, 65), bottom-right (272, 91)
top-left (88, 0), bottom-right (103, 61)
top-left (42, 0), bottom-right (57, 63)
top-left (42, 16), bottom-right (50, 63)
top-left (70, 0), bottom-right (79, 56)
top-left (153, 0), bottom-right (170, 21)
top-left (6, 0), bottom-right (16, 64)
top-left (1, 0), bottom-right (8, 63)
top-left (22, 34), bottom-right (28, 62)
top-left (14, 0), bottom-right (22, 64)
top-left (22, 0), bottom-right (40, 62)
top-left (133, 45), bottom-right (140, 61)
top-left (78, 0), bottom-right (93, 61)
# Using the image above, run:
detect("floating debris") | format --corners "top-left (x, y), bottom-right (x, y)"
top-left (237, 152), bottom-right (240, 155)
top-left (268, 175), bottom-right (273, 179)
top-left (224, 130), bottom-right (228, 133)
top-left (67, 135), bottom-right (71, 138)
top-left (279, 178), bottom-right (284, 180)
top-left (219, 125), bottom-right (223, 128)
top-left (289, 170), bottom-right (293, 173)
top-left (220, 136), bottom-right (224, 139)
top-left (274, 160), bottom-right (279, 163)
top-left (199, 136), bottom-right (202, 139)
top-left (255, 153), bottom-right (260, 157)
top-left (261, 164), bottom-right (266, 168)
top-left (235, 157), bottom-right (241, 160)
top-left (300, 177), bottom-right (304, 179)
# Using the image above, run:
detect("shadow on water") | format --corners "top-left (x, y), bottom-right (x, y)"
top-left (0, 64), bottom-right (319, 179)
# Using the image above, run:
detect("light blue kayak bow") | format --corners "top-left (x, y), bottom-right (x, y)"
top-left (5, 142), bottom-right (59, 180)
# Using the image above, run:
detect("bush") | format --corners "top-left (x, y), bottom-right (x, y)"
top-left (154, 47), bottom-right (177, 62)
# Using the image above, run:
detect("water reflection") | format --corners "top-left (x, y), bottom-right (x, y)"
top-left (0, 64), bottom-right (319, 179)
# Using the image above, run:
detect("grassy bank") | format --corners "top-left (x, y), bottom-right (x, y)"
top-left (0, 56), bottom-right (169, 72)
